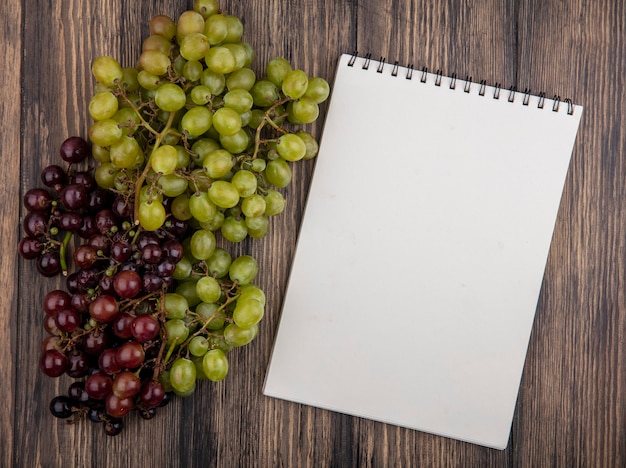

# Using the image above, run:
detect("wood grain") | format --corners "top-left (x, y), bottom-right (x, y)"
top-left (1, 0), bottom-right (624, 466)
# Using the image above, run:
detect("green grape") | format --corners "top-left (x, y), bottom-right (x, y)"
top-left (245, 215), bottom-right (269, 239)
top-left (191, 168), bottom-right (212, 190)
top-left (176, 10), bottom-right (206, 41)
top-left (139, 50), bottom-right (171, 76)
top-left (208, 180), bottom-right (240, 208)
top-left (246, 110), bottom-right (265, 130)
top-left (266, 57), bottom-right (292, 87)
top-left (241, 194), bottom-right (266, 217)
top-left (189, 336), bottom-right (210, 357)
top-left (181, 106), bottom-right (213, 137)
top-left (165, 319), bottom-right (189, 345)
top-left (229, 255), bottom-right (259, 284)
top-left (203, 149), bottom-right (234, 178)
top-left (240, 42), bottom-right (255, 67)
top-left (224, 323), bottom-right (258, 347)
top-left (219, 129), bottom-right (249, 153)
top-left (180, 32), bottom-right (210, 61)
top-left (223, 89), bottom-right (253, 114)
top-left (276, 133), bottom-right (307, 161)
top-left (205, 46), bottom-right (237, 74)
top-left (112, 108), bottom-right (141, 136)
top-left (191, 138), bottom-right (221, 166)
top-left (137, 70), bottom-right (161, 90)
top-left (240, 110), bottom-right (252, 127)
top-left (222, 43), bottom-right (247, 69)
top-left (296, 131), bottom-right (319, 159)
top-left (190, 85), bottom-right (212, 105)
top-left (164, 293), bottom-right (189, 320)
top-left (89, 119), bottom-right (123, 147)
top-left (290, 96), bottom-right (319, 124)
top-left (170, 193), bottom-right (193, 221)
top-left (142, 34), bottom-right (172, 54)
top-left (195, 302), bottom-right (225, 329)
top-left (109, 136), bottom-right (141, 168)
top-left (239, 284), bottom-right (266, 306)
top-left (150, 14), bottom-right (177, 39)
top-left (183, 59), bottom-right (204, 81)
top-left (89, 91), bottom-right (119, 121)
top-left (157, 173), bottom-right (189, 197)
top-left (175, 279), bottom-right (202, 308)
top-left (212, 107), bottom-right (242, 136)
top-left (223, 15), bottom-right (244, 43)
top-left (120, 67), bottom-right (140, 91)
top-left (194, 357), bottom-right (209, 380)
top-left (158, 370), bottom-right (174, 392)
top-left (190, 229), bottom-right (216, 260)
top-left (221, 216), bottom-right (248, 242)
top-left (175, 145), bottom-right (191, 168)
top-left (173, 256), bottom-right (193, 280)
top-left (250, 80), bottom-right (280, 107)
top-left (194, 0), bottom-right (220, 18)
top-left (264, 189), bottom-right (286, 216)
top-left (139, 185), bottom-right (163, 204)
top-left (200, 211), bottom-right (225, 231)
top-left (265, 158), bottom-right (292, 187)
top-left (200, 69), bottom-right (226, 95)
top-left (155, 83), bottom-right (187, 112)
top-left (195, 276), bottom-right (221, 303)
top-left (305, 76), bottom-right (331, 103)
top-left (250, 157), bottom-right (266, 172)
top-left (138, 199), bottom-right (166, 231)
top-left (203, 13), bottom-right (228, 44)
top-left (92, 144), bottom-right (111, 163)
top-left (282, 69), bottom-right (309, 99)
top-left (205, 248), bottom-right (232, 278)
top-left (233, 297), bottom-right (264, 329)
top-left (94, 163), bottom-right (118, 189)
top-left (91, 56), bottom-right (123, 87)
top-left (226, 67), bottom-right (256, 91)
top-left (202, 349), bottom-right (229, 381)
top-left (151, 144), bottom-right (178, 175)
top-left (169, 358), bottom-right (196, 395)
top-left (231, 170), bottom-right (257, 197)
top-left (188, 191), bottom-right (217, 222)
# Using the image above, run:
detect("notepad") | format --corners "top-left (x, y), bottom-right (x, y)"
top-left (263, 53), bottom-right (583, 450)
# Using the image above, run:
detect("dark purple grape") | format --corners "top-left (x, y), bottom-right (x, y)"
top-left (111, 312), bottom-right (134, 339)
top-left (41, 165), bottom-right (67, 190)
top-left (40, 349), bottom-right (68, 377)
top-left (139, 407), bottom-right (157, 420)
top-left (60, 184), bottom-right (89, 210)
top-left (23, 188), bottom-right (52, 212)
top-left (103, 418), bottom-right (124, 436)
top-left (139, 381), bottom-right (166, 408)
top-left (87, 233), bottom-right (110, 255)
top-left (55, 308), bottom-right (80, 333)
top-left (78, 267), bottom-right (100, 289)
top-left (85, 371), bottom-right (113, 399)
top-left (68, 381), bottom-right (91, 404)
top-left (156, 259), bottom-right (176, 278)
top-left (142, 272), bottom-right (162, 292)
top-left (111, 197), bottom-right (133, 218)
top-left (113, 270), bottom-right (142, 298)
top-left (73, 245), bottom-right (98, 268)
top-left (98, 348), bottom-right (122, 375)
top-left (49, 396), bottom-right (74, 419)
top-left (59, 212), bottom-right (84, 232)
top-left (141, 244), bottom-right (163, 264)
top-left (115, 343), bottom-right (145, 370)
top-left (88, 408), bottom-right (105, 423)
top-left (132, 315), bottom-right (160, 343)
top-left (136, 232), bottom-right (159, 249)
top-left (78, 215), bottom-right (98, 238)
top-left (60, 136), bottom-right (90, 164)
top-left (37, 251), bottom-right (62, 277)
top-left (95, 209), bottom-right (118, 234)
top-left (164, 219), bottom-right (188, 237)
top-left (18, 237), bottom-right (42, 259)
top-left (110, 241), bottom-right (132, 262)
top-left (162, 240), bottom-right (183, 262)
top-left (72, 171), bottom-right (95, 191)
top-left (71, 293), bottom-right (90, 313)
top-left (158, 392), bottom-right (172, 407)
top-left (23, 211), bottom-right (48, 237)
top-left (83, 329), bottom-right (110, 356)
top-left (87, 188), bottom-right (111, 213)
top-left (98, 275), bottom-right (115, 294)
top-left (66, 272), bottom-right (83, 294)
top-left (66, 350), bottom-right (90, 378)
top-left (43, 289), bottom-right (71, 316)
top-left (43, 314), bottom-right (60, 335)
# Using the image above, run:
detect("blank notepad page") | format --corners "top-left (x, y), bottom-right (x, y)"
top-left (263, 54), bottom-right (583, 449)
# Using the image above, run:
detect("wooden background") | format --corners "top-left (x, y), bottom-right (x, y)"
top-left (1, 0), bottom-right (624, 466)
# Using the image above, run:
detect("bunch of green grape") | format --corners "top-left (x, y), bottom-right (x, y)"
top-left (87, 0), bottom-right (329, 243)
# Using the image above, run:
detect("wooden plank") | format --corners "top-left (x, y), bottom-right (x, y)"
top-left (0, 0), bottom-right (22, 465)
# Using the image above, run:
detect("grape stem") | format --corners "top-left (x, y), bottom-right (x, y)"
top-left (119, 92), bottom-right (160, 137)
top-left (151, 289), bottom-right (169, 381)
top-left (133, 111), bottom-right (177, 224)
top-left (59, 231), bottom-right (72, 276)
top-left (251, 97), bottom-right (290, 160)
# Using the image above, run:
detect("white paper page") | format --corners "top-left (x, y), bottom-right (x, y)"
top-left (264, 54), bottom-right (583, 450)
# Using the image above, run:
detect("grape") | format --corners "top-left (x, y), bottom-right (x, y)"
top-left (265, 158), bottom-right (292, 188)
top-left (169, 358), bottom-right (196, 395)
top-left (138, 200), bottom-right (166, 231)
top-left (233, 297), bottom-right (264, 329)
top-left (212, 107), bottom-right (242, 136)
top-left (266, 57), bottom-right (292, 87)
top-left (221, 216), bottom-right (248, 242)
top-left (89, 119), bottom-right (123, 147)
top-left (41, 164), bottom-right (67, 189)
top-left (229, 255), bottom-right (258, 285)
top-left (39, 349), bottom-right (68, 377)
top-left (49, 396), bottom-right (75, 419)
top-left (139, 50), bottom-right (171, 76)
top-left (113, 270), bottom-right (142, 298)
top-left (89, 92), bottom-right (119, 121)
top-left (282, 69), bottom-right (308, 99)
top-left (276, 133), bottom-right (307, 162)
top-left (202, 349), bottom-right (229, 381)
top-left (155, 83), bottom-right (186, 112)
top-left (189, 229), bottom-right (216, 260)
top-left (208, 180), bottom-right (239, 208)
top-left (180, 106), bottom-right (213, 137)
top-left (92, 56), bottom-right (123, 87)
top-left (23, 188), bottom-right (52, 212)
top-left (223, 323), bottom-right (258, 347)
top-left (89, 295), bottom-right (119, 322)
top-left (131, 315), bottom-right (160, 342)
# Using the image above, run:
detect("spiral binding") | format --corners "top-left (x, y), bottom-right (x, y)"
top-left (347, 52), bottom-right (575, 115)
